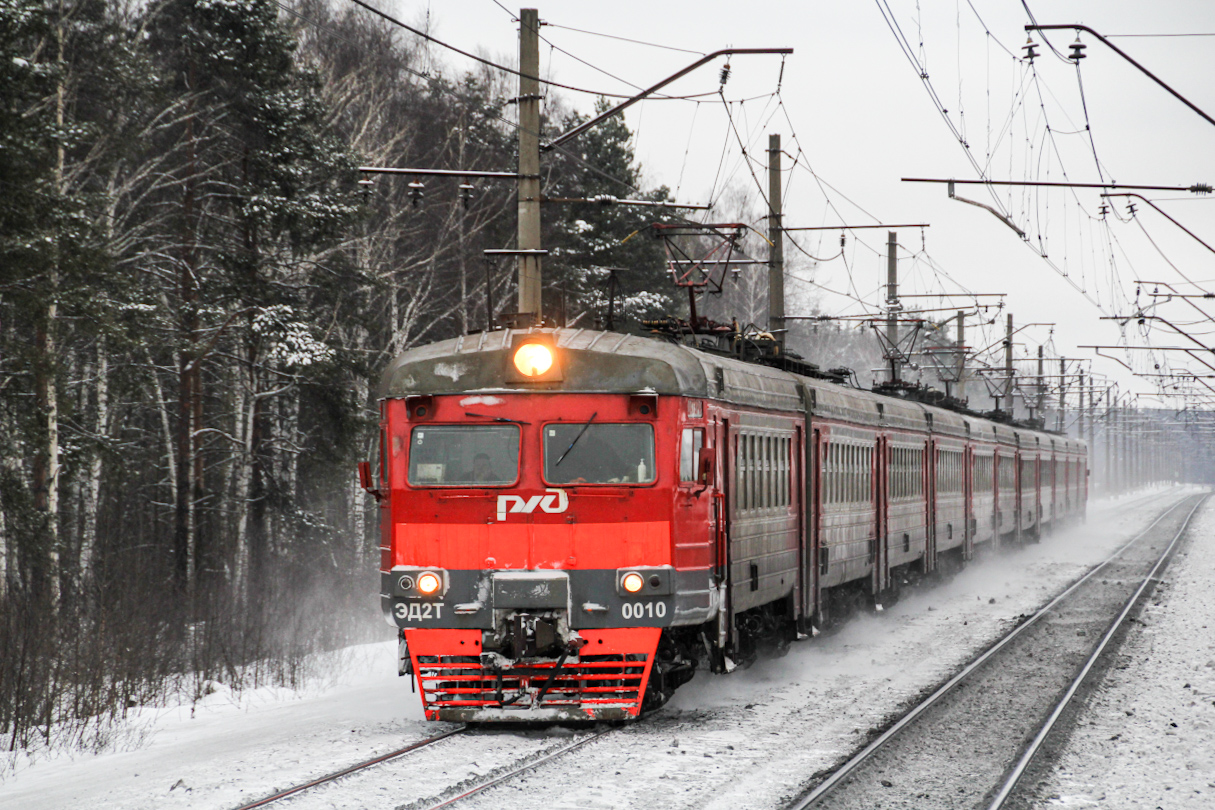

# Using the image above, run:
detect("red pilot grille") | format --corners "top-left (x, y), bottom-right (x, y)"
top-left (405, 628), bottom-right (660, 719)
top-left (418, 653), bottom-right (648, 708)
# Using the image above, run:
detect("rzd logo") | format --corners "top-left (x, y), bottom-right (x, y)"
top-left (496, 488), bottom-right (568, 521)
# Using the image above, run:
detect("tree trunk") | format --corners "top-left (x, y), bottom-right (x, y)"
top-left (457, 114), bottom-right (468, 334)
top-left (174, 66), bottom-right (200, 591)
top-left (247, 378), bottom-right (266, 597)
top-left (33, 289), bottom-right (60, 608)
top-left (32, 3), bottom-right (69, 606)
top-left (79, 336), bottom-right (108, 583)
top-left (232, 373), bottom-right (252, 594)
top-left (175, 346), bottom-right (194, 589)
top-left (144, 346), bottom-right (178, 513)
top-left (0, 506), bottom-right (7, 598)
top-left (351, 370), bottom-right (370, 567)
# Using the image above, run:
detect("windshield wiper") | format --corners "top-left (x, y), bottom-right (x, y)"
top-left (554, 411), bottom-right (597, 467)
top-left (464, 412), bottom-right (530, 425)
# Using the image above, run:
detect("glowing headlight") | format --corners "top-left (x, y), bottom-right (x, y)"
top-left (621, 572), bottom-right (645, 594)
top-left (416, 571), bottom-right (442, 595)
top-left (513, 343), bottom-right (553, 377)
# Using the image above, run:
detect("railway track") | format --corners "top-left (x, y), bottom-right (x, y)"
top-left (785, 492), bottom-right (1207, 810)
top-left (226, 491), bottom-right (1188, 810)
top-left (230, 726), bottom-right (467, 810)
top-left (406, 726), bottom-right (615, 810)
top-left (228, 723), bottom-right (618, 810)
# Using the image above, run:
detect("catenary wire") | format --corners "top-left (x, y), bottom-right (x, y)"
top-left (348, 0), bottom-right (702, 100)
top-left (541, 20), bottom-right (706, 55)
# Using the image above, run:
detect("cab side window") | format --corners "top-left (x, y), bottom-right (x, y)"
top-left (680, 428), bottom-right (704, 483)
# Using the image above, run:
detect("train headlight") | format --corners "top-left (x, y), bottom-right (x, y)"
top-left (513, 343), bottom-right (553, 377)
top-left (621, 571), bottom-right (645, 594)
top-left (416, 571), bottom-right (442, 595)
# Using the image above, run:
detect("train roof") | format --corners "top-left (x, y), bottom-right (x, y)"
top-left (380, 327), bottom-right (1084, 452)
top-left (380, 326), bottom-right (800, 405)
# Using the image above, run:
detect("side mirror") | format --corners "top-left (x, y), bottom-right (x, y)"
top-left (358, 461), bottom-right (383, 502)
top-left (699, 453), bottom-right (714, 485)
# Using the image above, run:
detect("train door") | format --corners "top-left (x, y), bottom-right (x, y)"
top-left (963, 444), bottom-right (974, 560)
top-left (713, 417), bottom-right (731, 656)
top-left (1010, 449), bottom-right (1020, 544)
top-left (806, 426), bottom-right (821, 623)
top-left (873, 435), bottom-right (889, 595)
top-left (1048, 453), bottom-right (1055, 524)
top-left (992, 452), bottom-right (1000, 550)
top-left (1035, 455), bottom-right (1043, 532)
top-left (925, 438), bottom-right (937, 574)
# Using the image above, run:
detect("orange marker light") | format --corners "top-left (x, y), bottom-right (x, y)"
top-left (513, 343), bottom-right (553, 377)
top-left (622, 572), bottom-right (644, 594)
top-left (417, 571), bottom-right (442, 595)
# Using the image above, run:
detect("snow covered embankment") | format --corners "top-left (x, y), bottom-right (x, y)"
top-left (1036, 494), bottom-right (1215, 808)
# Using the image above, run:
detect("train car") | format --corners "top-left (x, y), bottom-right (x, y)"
top-left (362, 327), bottom-right (1087, 722)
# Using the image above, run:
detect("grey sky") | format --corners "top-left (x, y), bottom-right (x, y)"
top-left (389, 0), bottom-right (1215, 408)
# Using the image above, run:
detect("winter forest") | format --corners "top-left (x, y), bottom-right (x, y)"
top-left (0, 0), bottom-right (886, 754)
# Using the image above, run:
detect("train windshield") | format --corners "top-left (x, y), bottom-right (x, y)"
top-left (407, 425), bottom-right (519, 486)
top-left (543, 423), bottom-right (656, 485)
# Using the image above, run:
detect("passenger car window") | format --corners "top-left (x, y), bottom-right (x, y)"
top-left (407, 425), bottom-right (519, 486)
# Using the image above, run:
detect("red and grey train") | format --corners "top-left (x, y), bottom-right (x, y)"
top-left (361, 327), bottom-right (1087, 722)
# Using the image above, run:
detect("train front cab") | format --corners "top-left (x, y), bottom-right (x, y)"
top-left (373, 329), bottom-right (770, 722)
top-left (379, 387), bottom-right (697, 721)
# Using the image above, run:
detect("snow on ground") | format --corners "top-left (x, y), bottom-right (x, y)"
top-left (451, 486), bottom-right (1200, 810)
top-left (0, 486), bottom-right (1198, 810)
top-left (0, 644), bottom-right (432, 810)
top-left (1038, 493), bottom-right (1215, 808)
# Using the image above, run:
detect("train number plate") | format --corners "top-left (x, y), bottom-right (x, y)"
top-left (395, 602), bottom-right (444, 622)
top-left (620, 601), bottom-right (667, 620)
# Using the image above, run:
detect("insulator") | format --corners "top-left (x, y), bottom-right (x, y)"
top-left (1023, 37), bottom-right (1038, 62)
top-left (719, 63), bottom-right (731, 86)
top-left (1069, 36), bottom-right (1087, 61)
top-left (1098, 203), bottom-right (1108, 217)
top-left (408, 181), bottom-right (424, 208)
top-left (459, 183), bottom-right (474, 210)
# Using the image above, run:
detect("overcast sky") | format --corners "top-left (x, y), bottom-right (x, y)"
top-left (385, 0), bottom-right (1215, 410)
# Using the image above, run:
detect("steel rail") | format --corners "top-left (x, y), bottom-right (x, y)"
top-left (786, 490), bottom-right (1196, 810)
top-left (229, 726), bottom-right (466, 810)
top-left (419, 727), bottom-right (616, 809)
top-left (987, 493), bottom-right (1208, 809)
